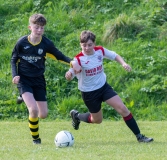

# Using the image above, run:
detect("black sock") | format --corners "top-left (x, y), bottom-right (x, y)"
top-left (77, 112), bottom-right (91, 123)
top-left (123, 113), bottom-right (140, 135)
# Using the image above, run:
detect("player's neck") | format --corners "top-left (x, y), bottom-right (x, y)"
top-left (82, 50), bottom-right (94, 56)
top-left (28, 34), bottom-right (42, 45)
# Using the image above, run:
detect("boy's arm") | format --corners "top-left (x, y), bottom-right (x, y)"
top-left (11, 44), bottom-right (19, 78)
top-left (115, 55), bottom-right (131, 72)
top-left (47, 41), bottom-right (72, 65)
top-left (103, 47), bottom-right (131, 72)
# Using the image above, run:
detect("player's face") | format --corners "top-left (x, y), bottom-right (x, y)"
top-left (80, 40), bottom-right (95, 55)
top-left (28, 23), bottom-right (44, 38)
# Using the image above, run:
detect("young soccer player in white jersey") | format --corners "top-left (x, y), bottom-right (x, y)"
top-left (11, 13), bottom-right (71, 144)
top-left (65, 30), bottom-right (153, 143)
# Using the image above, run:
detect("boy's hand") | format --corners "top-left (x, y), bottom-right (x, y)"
top-left (65, 71), bottom-right (73, 81)
top-left (12, 76), bottom-right (20, 84)
top-left (122, 63), bottom-right (131, 72)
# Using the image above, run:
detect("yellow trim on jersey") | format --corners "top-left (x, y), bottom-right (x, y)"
top-left (70, 61), bottom-right (73, 68)
top-left (28, 35), bottom-right (42, 46)
top-left (46, 53), bottom-right (57, 60)
top-left (46, 53), bottom-right (70, 66)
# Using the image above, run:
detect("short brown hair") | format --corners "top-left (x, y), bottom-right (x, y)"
top-left (80, 30), bottom-right (96, 43)
top-left (29, 13), bottom-right (47, 26)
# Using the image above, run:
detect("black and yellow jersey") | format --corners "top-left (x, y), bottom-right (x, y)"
top-left (11, 35), bottom-right (71, 78)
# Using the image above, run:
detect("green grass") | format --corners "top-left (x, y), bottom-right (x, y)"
top-left (0, 121), bottom-right (166, 160)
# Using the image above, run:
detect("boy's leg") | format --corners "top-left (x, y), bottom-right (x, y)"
top-left (70, 88), bottom-right (103, 130)
top-left (106, 95), bottom-right (153, 142)
top-left (123, 113), bottom-right (153, 142)
top-left (22, 92), bottom-right (41, 144)
top-left (36, 101), bottom-right (48, 119)
top-left (70, 110), bottom-right (92, 130)
top-left (17, 85), bottom-right (24, 104)
top-left (70, 110), bottom-right (103, 130)
top-left (16, 95), bottom-right (24, 104)
top-left (29, 116), bottom-right (41, 144)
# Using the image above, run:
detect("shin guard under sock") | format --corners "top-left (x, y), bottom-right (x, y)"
top-left (29, 117), bottom-right (40, 140)
top-left (78, 112), bottom-right (92, 123)
top-left (123, 113), bottom-right (140, 135)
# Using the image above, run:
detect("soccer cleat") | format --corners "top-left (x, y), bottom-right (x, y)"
top-left (70, 110), bottom-right (80, 130)
top-left (33, 138), bottom-right (41, 144)
top-left (137, 134), bottom-right (153, 143)
top-left (16, 96), bottom-right (23, 104)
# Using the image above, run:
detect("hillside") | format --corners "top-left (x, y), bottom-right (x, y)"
top-left (0, 0), bottom-right (167, 120)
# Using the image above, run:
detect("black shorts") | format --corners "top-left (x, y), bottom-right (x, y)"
top-left (81, 82), bottom-right (117, 113)
top-left (17, 74), bottom-right (47, 101)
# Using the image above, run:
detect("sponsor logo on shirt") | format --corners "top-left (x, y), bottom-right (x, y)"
top-left (85, 65), bottom-right (103, 76)
top-left (22, 56), bottom-right (41, 63)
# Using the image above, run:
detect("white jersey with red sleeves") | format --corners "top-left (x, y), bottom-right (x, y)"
top-left (70, 46), bottom-right (117, 92)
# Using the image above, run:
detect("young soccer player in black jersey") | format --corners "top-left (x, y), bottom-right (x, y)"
top-left (11, 13), bottom-right (71, 144)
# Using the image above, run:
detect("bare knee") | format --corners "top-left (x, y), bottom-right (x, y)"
top-left (29, 109), bottom-right (38, 118)
top-left (92, 118), bottom-right (103, 124)
top-left (39, 114), bottom-right (47, 119)
top-left (36, 102), bottom-right (48, 119)
top-left (91, 111), bottom-right (103, 124)
top-left (95, 120), bottom-right (102, 124)
top-left (39, 111), bottom-right (48, 119)
top-left (117, 105), bottom-right (130, 117)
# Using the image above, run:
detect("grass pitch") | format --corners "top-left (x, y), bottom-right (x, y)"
top-left (0, 120), bottom-right (166, 160)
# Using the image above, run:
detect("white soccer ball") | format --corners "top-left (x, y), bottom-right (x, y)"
top-left (54, 130), bottom-right (74, 148)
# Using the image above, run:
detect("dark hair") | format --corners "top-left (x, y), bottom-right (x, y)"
top-left (80, 30), bottom-right (96, 43)
top-left (29, 13), bottom-right (47, 26)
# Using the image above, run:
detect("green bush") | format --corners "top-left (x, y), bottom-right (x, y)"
top-left (0, 0), bottom-right (167, 120)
